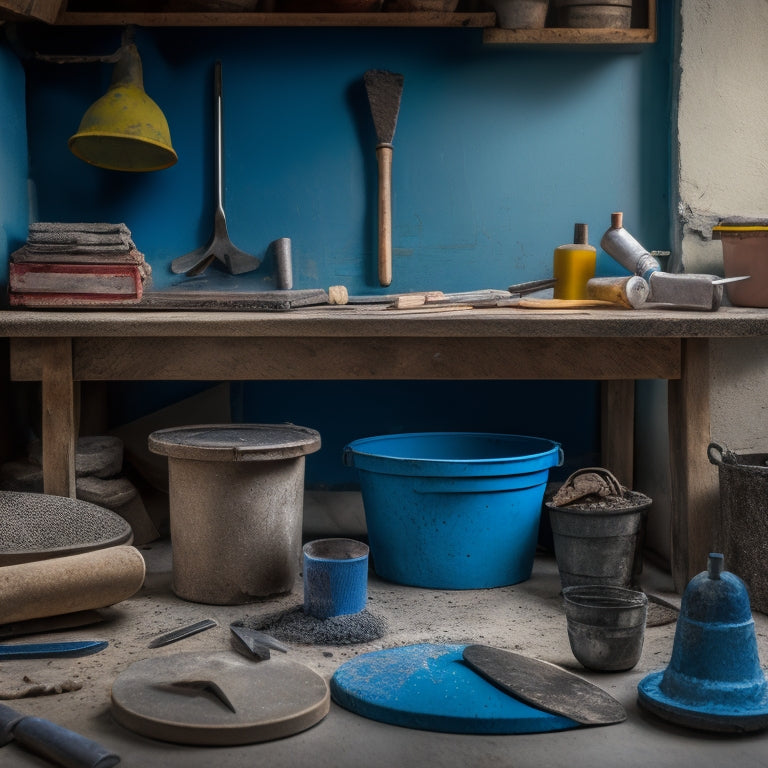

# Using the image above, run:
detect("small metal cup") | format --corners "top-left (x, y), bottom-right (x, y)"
top-left (563, 585), bottom-right (648, 671)
top-left (303, 538), bottom-right (369, 619)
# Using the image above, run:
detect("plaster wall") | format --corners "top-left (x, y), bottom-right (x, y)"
top-left (640, 0), bottom-right (768, 564)
top-left (677, 0), bottom-right (768, 453)
top-left (676, 0), bottom-right (768, 274)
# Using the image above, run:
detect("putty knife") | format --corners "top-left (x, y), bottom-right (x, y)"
top-left (364, 69), bottom-right (404, 288)
top-left (462, 644), bottom-right (626, 726)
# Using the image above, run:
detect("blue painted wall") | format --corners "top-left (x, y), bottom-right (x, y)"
top-left (23, 25), bottom-right (672, 292)
top-left (0, 43), bottom-right (30, 292)
top-left (11, 10), bottom-right (673, 489)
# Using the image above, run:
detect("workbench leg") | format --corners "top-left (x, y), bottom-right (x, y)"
top-left (601, 380), bottom-right (635, 489)
top-left (40, 338), bottom-right (76, 498)
top-left (668, 338), bottom-right (719, 592)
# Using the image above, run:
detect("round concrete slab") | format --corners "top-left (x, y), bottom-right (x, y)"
top-left (111, 652), bottom-right (330, 745)
top-left (0, 491), bottom-right (133, 566)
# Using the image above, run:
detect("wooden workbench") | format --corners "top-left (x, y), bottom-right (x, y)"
top-left (4, 305), bottom-right (768, 592)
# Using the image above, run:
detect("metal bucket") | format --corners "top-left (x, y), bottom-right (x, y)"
top-left (546, 490), bottom-right (651, 589)
top-left (708, 442), bottom-right (768, 614)
top-left (563, 585), bottom-right (648, 671)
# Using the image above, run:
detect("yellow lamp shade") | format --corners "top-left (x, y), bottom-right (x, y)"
top-left (68, 44), bottom-right (177, 172)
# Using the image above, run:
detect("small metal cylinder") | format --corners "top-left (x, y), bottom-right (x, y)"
top-left (273, 237), bottom-right (293, 290)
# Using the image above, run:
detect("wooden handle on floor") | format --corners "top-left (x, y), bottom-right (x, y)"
top-left (0, 545), bottom-right (146, 623)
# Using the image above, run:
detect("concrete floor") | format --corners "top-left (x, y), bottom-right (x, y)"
top-left (4, 540), bottom-right (768, 768)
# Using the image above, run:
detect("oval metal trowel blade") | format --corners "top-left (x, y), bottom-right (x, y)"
top-left (462, 644), bottom-right (626, 726)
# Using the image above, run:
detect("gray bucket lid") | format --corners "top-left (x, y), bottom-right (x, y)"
top-left (148, 424), bottom-right (321, 462)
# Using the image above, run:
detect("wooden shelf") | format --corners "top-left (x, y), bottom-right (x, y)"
top-left (52, 10), bottom-right (497, 27)
top-left (0, 1), bottom-right (657, 43)
top-left (483, 0), bottom-right (656, 45)
top-left (0, 0), bottom-right (656, 43)
top-left (482, 25), bottom-right (655, 45)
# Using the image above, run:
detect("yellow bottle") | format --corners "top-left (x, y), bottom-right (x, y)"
top-left (553, 223), bottom-right (597, 300)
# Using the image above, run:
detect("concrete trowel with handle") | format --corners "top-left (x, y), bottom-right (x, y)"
top-left (171, 61), bottom-right (261, 278)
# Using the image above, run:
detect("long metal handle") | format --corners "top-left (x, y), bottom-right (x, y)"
top-left (214, 61), bottom-right (224, 214)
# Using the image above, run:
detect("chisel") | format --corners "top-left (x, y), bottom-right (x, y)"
top-left (148, 619), bottom-right (217, 649)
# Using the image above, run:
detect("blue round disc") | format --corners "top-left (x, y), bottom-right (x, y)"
top-left (330, 643), bottom-right (579, 734)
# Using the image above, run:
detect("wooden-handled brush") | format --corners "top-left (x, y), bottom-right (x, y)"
top-left (365, 69), bottom-right (404, 287)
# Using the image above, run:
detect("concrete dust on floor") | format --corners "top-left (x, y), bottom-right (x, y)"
top-left (3, 539), bottom-right (768, 768)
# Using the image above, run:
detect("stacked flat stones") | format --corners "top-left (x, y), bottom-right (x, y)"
top-left (0, 435), bottom-right (158, 545)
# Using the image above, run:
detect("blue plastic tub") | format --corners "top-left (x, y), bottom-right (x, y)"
top-left (343, 432), bottom-right (563, 589)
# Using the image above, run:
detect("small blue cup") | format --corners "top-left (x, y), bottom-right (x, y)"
top-left (303, 538), bottom-right (369, 619)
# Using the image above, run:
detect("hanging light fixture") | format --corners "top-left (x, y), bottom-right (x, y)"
top-left (68, 42), bottom-right (177, 172)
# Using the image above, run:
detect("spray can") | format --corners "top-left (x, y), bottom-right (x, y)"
top-left (599, 211), bottom-right (661, 282)
top-left (553, 223), bottom-right (597, 299)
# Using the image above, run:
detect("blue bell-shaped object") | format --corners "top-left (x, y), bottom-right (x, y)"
top-left (638, 553), bottom-right (768, 732)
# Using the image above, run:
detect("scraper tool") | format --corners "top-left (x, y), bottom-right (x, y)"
top-left (462, 644), bottom-right (626, 726)
top-left (365, 69), bottom-right (404, 287)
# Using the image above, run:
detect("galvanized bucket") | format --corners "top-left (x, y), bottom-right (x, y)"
top-left (708, 442), bottom-right (768, 614)
top-left (546, 477), bottom-right (651, 589)
top-left (563, 585), bottom-right (648, 671)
